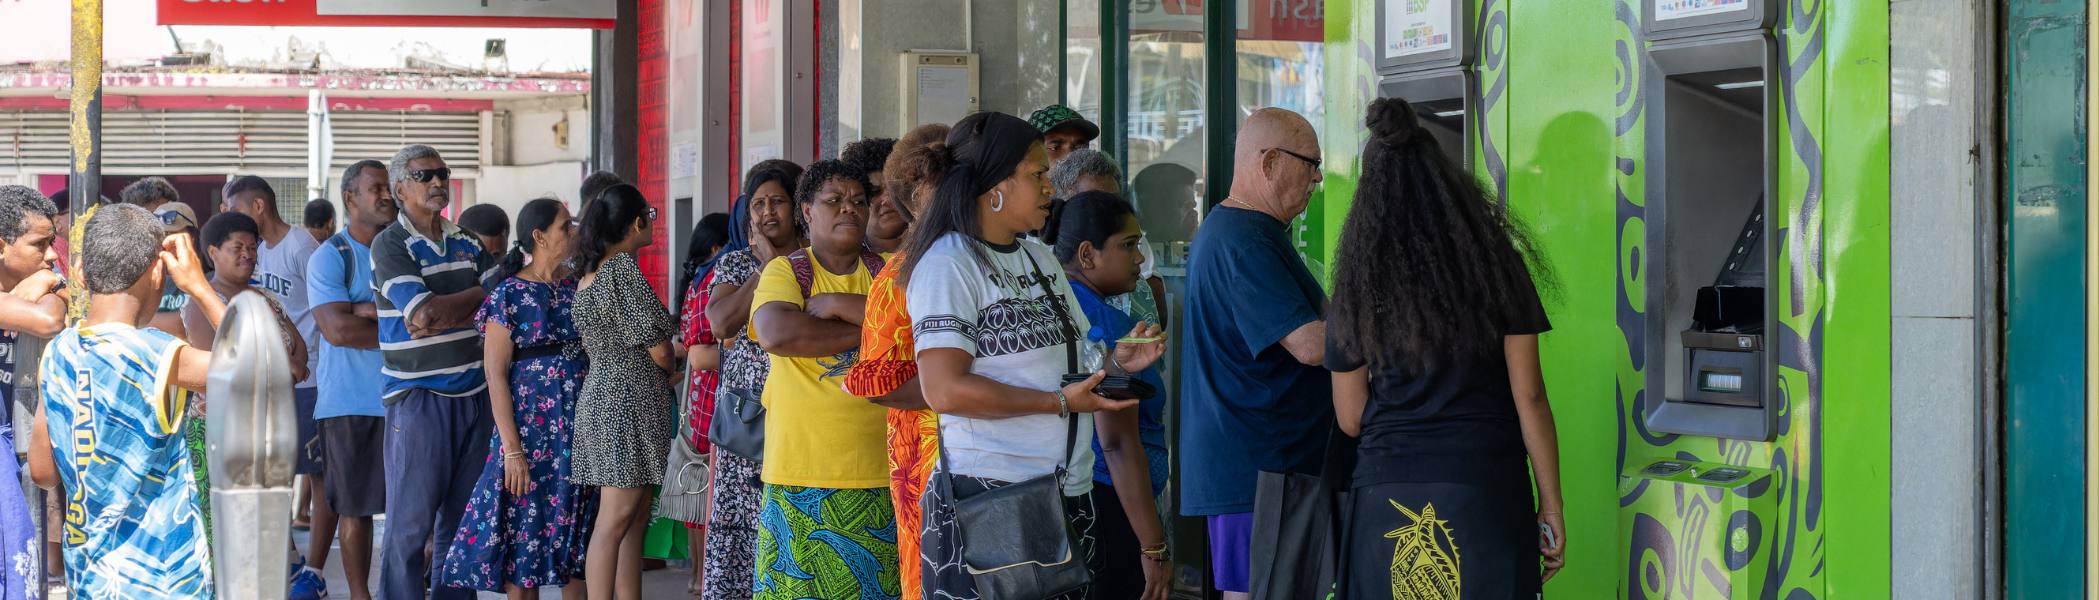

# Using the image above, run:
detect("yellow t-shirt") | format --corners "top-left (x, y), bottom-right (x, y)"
top-left (749, 253), bottom-right (889, 488)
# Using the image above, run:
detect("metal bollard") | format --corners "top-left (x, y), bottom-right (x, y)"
top-left (205, 292), bottom-right (296, 600)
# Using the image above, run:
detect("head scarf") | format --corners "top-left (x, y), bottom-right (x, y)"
top-left (694, 192), bottom-right (751, 286)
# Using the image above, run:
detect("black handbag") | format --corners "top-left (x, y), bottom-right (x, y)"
top-left (708, 385), bottom-right (764, 460)
top-left (1250, 426), bottom-right (1357, 599)
top-left (937, 249), bottom-right (1093, 598)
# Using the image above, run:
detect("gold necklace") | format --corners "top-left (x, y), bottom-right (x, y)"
top-left (1225, 196), bottom-right (1261, 211)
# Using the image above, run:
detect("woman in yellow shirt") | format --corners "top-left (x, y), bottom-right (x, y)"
top-left (746, 160), bottom-right (899, 599)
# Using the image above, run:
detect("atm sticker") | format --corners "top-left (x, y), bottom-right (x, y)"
top-left (1383, 0), bottom-right (1454, 59)
top-left (1656, 0), bottom-right (1748, 21)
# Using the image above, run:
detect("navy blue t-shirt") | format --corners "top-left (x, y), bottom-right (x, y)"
top-left (1177, 206), bottom-right (1333, 516)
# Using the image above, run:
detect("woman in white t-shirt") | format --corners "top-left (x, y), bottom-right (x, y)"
top-left (900, 111), bottom-right (1164, 600)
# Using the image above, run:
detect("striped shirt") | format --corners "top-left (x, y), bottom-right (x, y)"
top-left (372, 211), bottom-right (495, 402)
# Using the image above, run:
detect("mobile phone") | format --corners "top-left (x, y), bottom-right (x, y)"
top-left (1538, 521), bottom-right (1559, 551)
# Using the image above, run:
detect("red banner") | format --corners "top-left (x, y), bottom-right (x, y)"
top-left (157, 0), bottom-right (616, 29)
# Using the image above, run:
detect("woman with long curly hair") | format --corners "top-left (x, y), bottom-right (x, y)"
top-left (1326, 97), bottom-right (1567, 598)
top-left (839, 122), bottom-right (948, 600)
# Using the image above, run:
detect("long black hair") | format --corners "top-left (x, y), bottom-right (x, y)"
top-left (675, 212), bottom-right (732, 310)
top-left (1040, 190), bottom-right (1135, 264)
top-left (491, 198), bottom-right (567, 284)
top-left (899, 112), bottom-right (1044, 283)
top-left (1330, 97), bottom-right (1554, 373)
top-left (574, 183), bottom-right (650, 275)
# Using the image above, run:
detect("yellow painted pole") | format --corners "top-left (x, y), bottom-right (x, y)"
top-left (66, 0), bottom-right (101, 324)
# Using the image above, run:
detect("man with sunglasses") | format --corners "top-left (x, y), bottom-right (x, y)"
top-left (369, 145), bottom-right (498, 600)
top-left (1176, 108), bottom-right (1331, 600)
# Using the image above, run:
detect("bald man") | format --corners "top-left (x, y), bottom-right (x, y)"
top-left (1177, 108), bottom-right (1331, 598)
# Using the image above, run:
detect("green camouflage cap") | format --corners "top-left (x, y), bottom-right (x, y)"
top-left (1028, 104), bottom-right (1101, 142)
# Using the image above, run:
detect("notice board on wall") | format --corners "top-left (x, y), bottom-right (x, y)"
top-left (900, 53), bottom-right (979, 133)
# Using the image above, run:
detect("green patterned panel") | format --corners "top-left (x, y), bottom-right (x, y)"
top-left (1319, 0), bottom-right (1887, 596)
top-left (1505, 0), bottom-right (1622, 595)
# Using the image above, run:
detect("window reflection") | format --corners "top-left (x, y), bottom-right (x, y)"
top-left (1127, 2), bottom-right (1207, 269)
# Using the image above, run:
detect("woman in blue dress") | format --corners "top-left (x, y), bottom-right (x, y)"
top-left (441, 198), bottom-right (599, 599)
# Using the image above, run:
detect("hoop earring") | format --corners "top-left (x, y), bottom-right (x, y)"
top-left (991, 190), bottom-right (1005, 212)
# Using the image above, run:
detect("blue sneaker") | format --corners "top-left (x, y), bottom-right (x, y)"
top-left (288, 560), bottom-right (328, 600)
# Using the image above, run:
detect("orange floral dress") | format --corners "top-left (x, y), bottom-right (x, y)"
top-left (842, 254), bottom-right (937, 599)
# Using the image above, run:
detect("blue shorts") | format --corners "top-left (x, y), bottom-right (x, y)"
top-left (1207, 511), bottom-right (1254, 593)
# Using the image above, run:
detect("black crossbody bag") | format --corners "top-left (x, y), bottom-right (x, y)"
top-left (934, 249), bottom-right (1092, 598)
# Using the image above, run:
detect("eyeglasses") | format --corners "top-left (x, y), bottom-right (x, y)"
top-left (1267, 147), bottom-right (1323, 169)
top-left (409, 168), bottom-right (452, 183)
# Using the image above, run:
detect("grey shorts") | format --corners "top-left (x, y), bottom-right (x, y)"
top-left (318, 416), bottom-right (387, 517)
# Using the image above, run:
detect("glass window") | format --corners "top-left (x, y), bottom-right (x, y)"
top-left (1236, 0), bottom-right (1324, 270)
top-left (740, 0), bottom-right (786, 173)
top-left (1064, 1), bottom-right (1104, 124)
top-left (1126, 1), bottom-right (1206, 271)
top-left (1234, 1), bottom-right (1325, 140)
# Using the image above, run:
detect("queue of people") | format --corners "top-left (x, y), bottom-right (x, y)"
top-left (2, 95), bottom-right (1566, 600)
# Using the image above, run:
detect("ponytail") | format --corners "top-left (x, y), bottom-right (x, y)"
top-left (491, 197), bottom-right (566, 284)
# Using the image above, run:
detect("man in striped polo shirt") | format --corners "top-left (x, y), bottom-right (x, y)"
top-left (372, 144), bottom-right (496, 600)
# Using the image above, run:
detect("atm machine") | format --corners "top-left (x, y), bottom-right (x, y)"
top-left (1374, 0), bottom-right (1478, 168)
top-left (1623, 0), bottom-right (1784, 596)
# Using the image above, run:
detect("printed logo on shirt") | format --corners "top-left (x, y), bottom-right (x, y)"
top-left (251, 272), bottom-right (296, 298)
top-left (970, 295), bottom-right (1069, 358)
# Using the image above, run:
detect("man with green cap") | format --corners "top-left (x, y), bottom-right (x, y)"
top-left (1029, 104), bottom-right (1102, 165)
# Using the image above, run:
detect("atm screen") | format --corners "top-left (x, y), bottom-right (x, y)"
top-left (1410, 97), bottom-right (1468, 167)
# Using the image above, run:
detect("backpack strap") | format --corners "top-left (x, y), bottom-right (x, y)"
top-left (859, 250), bottom-right (886, 277)
top-left (327, 231), bottom-right (355, 291)
top-left (791, 249), bottom-right (886, 300)
top-left (786, 249), bottom-right (816, 299)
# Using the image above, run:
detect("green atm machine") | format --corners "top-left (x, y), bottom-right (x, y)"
top-left (1624, 0), bottom-right (1783, 597)
top-left (1374, 0), bottom-right (1477, 167)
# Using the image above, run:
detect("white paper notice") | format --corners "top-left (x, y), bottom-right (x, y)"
top-left (916, 66), bottom-right (971, 128)
top-left (1655, 0), bottom-right (1749, 21)
top-left (671, 142), bottom-right (698, 180)
top-left (1383, 0), bottom-right (1455, 59)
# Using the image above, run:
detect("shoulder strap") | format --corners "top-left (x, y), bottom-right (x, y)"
top-left (786, 249), bottom-right (815, 298)
top-left (860, 250), bottom-right (885, 276)
top-left (327, 231), bottom-right (354, 290)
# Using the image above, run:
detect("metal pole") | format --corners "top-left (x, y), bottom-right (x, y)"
top-left (65, 0), bottom-right (102, 325)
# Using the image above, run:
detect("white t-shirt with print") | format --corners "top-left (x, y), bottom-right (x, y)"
top-left (256, 226), bottom-right (321, 388)
top-left (909, 233), bottom-right (1098, 496)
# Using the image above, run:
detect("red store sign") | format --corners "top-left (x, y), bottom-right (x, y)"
top-left (157, 0), bottom-right (617, 29)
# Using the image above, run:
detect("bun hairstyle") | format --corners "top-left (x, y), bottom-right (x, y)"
top-left (574, 183), bottom-right (651, 275)
top-left (883, 123), bottom-right (955, 224)
top-left (898, 112), bottom-right (1045, 284)
top-left (1329, 96), bottom-right (1554, 373)
top-left (1366, 96), bottom-right (1431, 150)
top-left (491, 198), bottom-right (566, 284)
top-left (1040, 191), bottom-right (1135, 265)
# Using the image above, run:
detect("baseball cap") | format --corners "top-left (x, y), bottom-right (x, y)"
top-left (154, 202), bottom-right (199, 233)
top-left (1028, 104), bottom-right (1101, 142)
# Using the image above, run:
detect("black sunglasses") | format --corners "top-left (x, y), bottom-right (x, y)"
top-left (1268, 147), bottom-right (1322, 169)
top-left (409, 167), bottom-right (452, 183)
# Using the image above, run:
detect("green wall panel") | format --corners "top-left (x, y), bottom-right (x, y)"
top-left (1320, 0), bottom-right (1890, 597)
top-left (1819, 0), bottom-right (1893, 595)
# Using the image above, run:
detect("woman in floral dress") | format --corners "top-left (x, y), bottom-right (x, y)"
top-left (440, 199), bottom-right (597, 599)
top-left (701, 165), bottom-right (802, 600)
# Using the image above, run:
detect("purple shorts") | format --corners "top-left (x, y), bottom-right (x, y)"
top-left (1207, 512), bottom-right (1254, 593)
